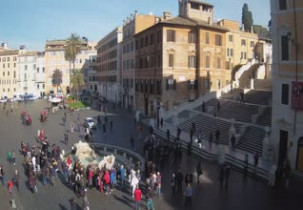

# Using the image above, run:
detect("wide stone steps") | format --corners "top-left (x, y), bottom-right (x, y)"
top-left (257, 107), bottom-right (272, 127)
top-left (178, 114), bottom-right (241, 145)
top-left (236, 126), bottom-right (265, 155)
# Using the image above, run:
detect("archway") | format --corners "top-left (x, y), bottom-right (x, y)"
top-left (296, 137), bottom-right (303, 172)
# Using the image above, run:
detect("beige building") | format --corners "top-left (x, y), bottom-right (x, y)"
top-left (0, 49), bottom-right (18, 100)
top-left (218, 19), bottom-right (259, 70)
top-left (135, 0), bottom-right (230, 117)
top-left (95, 27), bottom-right (123, 103)
top-left (270, 0), bottom-right (303, 171)
top-left (122, 12), bottom-right (157, 110)
top-left (44, 40), bottom-right (96, 95)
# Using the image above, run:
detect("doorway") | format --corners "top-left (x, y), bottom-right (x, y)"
top-left (296, 137), bottom-right (303, 172)
top-left (278, 130), bottom-right (288, 166)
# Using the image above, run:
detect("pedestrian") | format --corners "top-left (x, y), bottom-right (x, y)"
top-left (187, 142), bottom-right (192, 156)
top-left (171, 173), bottom-right (176, 194)
top-left (105, 116), bottom-right (108, 125)
top-left (103, 123), bottom-right (106, 135)
top-left (176, 169), bottom-right (183, 196)
top-left (7, 151), bottom-right (13, 164)
top-left (160, 117), bottom-right (163, 128)
top-left (215, 129), bottom-right (220, 143)
top-left (0, 165), bottom-right (5, 185)
top-left (244, 154), bottom-right (248, 177)
top-left (146, 186), bottom-right (155, 210)
top-left (253, 152), bottom-right (259, 174)
top-left (196, 161), bottom-right (203, 183)
top-left (219, 166), bottom-right (225, 190)
top-left (184, 184), bottom-right (193, 209)
top-left (13, 170), bottom-right (20, 191)
top-left (155, 172), bottom-right (162, 196)
top-left (134, 186), bottom-right (142, 210)
top-left (166, 129), bottom-right (170, 142)
top-left (103, 170), bottom-right (110, 195)
top-left (185, 171), bottom-right (193, 186)
top-left (177, 126), bottom-right (181, 138)
top-left (119, 165), bottom-right (126, 189)
top-left (202, 101), bottom-right (206, 112)
top-left (64, 132), bottom-right (69, 144)
top-left (225, 165), bottom-right (231, 188)
top-left (110, 120), bottom-right (113, 131)
top-left (8, 180), bottom-right (13, 196)
top-left (110, 168), bottom-right (117, 190)
top-left (83, 192), bottom-right (90, 210)
top-left (231, 134), bottom-right (236, 150)
top-left (217, 100), bottom-right (221, 113)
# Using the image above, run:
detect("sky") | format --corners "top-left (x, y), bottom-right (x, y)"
top-left (0, 0), bottom-right (270, 51)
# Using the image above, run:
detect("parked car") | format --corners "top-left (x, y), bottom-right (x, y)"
top-left (83, 117), bottom-right (96, 129)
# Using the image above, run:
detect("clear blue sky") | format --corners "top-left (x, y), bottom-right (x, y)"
top-left (0, 0), bottom-right (270, 51)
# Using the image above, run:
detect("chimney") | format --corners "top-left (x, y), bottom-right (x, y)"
top-left (1, 42), bottom-right (8, 50)
top-left (163, 11), bottom-right (171, 20)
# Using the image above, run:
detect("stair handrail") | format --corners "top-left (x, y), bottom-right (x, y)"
top-left (235, 58), bottom-right (257, 81)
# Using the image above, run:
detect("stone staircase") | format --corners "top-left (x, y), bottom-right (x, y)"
top-left (257, 107), bottom-right (272, 127)
top-left (239, 63), bottom-right (261, 88)
top-left (244, 90), bottom-right (272, 106)
top-left (236, 126), bottom-right (265, 155)
top-left (178, 114), bottom-right (242, 145)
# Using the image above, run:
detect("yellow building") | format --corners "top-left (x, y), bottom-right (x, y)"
top-left (270, 0), bottom-right (303, 171)
top-left (0, 50), bottom-right (18, 100)
top-left (122, 12), bottom-right (157, 110)
top-left (44, 40), bottom-right (96, 95)
top-left (218, 19), bottom-right (259, 71)
top-left (135, 0), bottom-right (230, 116)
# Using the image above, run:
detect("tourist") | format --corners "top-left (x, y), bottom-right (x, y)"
top-left (217, 100), bottom-right (221, 113)
top-left (0, 165), bottom-right (5, 185)
top-left (253, 152), bottom-right (259, 174)
top-left (231, 134), bottom-right (236, 151)
top-left (201, 101), bottom-right (206, 112)
top-left (196, 161), bottom-right (203, 183)
top-left (8, 179), bottom-right (13, 196)
top-left (185, 171), bottom-right (193, 186)
top-left (184, 183), bottom-right (193, 209)
top-left (225, 165), bottom-right (231, 188)
top-left (219, 166), bottom-right (225, 190)
top-left (160, 117), bottom-right (163, 128)
top-left (244, 154), bottom-right (249, 177)
top-left (170, 172), bottom-right (176, 194)
top-left (110, 168), bottom-right (117, 190)
top-left (103, 170), bottom-right (110, 195)
top-left (110, 120), bottom-right (113, 131)
top-left (7, 151), bottom-right (13, 164)
top-left (166, 129), bottom-right (170, 142)
top-left (134, 186), bottom-right (142, 210)
top-left (215, 129), bottom-right (220, 143)
top-left (177, 126), bottom-right (181, 138)
top-left (146, 186), bottom-right (155, 210)
top-left (176, 169), bottom-right (183, 196)
top-left (13, 170), bottom-right (20, 191)
top-left (119, 165), bottom-right (126, 189)
top-left (155, 171), bottom-right (162, 196)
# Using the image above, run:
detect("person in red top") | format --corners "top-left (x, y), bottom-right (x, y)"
top-left (103, 170), bottom-right (110, 194)
top-left (8, 180), bottom-right (13, 196)
top-left (134, 186), bottom-right (142, 210)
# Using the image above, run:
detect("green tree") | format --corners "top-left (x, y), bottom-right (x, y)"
top-left (52, 69), bottom-right (63, 93)
top-left (64, 33), bottom-right (82, 71)
top-left (253, 25), bottom-right (270, 38)
top-left (70, 69), bottom-right (85, 101)
top-left (242, 3), bottom-right (253, 32)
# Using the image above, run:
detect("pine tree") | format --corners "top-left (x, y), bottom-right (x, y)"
top-left (242, 3), bottom-right (253, 32)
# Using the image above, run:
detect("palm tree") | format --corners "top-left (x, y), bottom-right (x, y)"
top-left (64, 33), bottom-right (82, 71)
top-left (52, 69), bottom-right (63, 93)
top-left (70, 69), bottom-right (85, 101)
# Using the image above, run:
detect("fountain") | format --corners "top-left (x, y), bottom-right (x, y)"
top-left (63, 141), bottom-right (116, 170)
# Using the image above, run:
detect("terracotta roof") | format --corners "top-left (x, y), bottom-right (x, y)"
top-left (19, 51), bottom-right (39, 57)
top-left (188, 0), bottom-right (214, 7)
top-left (161, 16), bottom-right (196, 26)
top-left (0, 50), bottom-right (19, 56)
top-left (190, 18), bottom-right (229, 31)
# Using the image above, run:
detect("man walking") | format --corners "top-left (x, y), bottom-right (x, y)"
top-left (184, 183), bottom-right (193, 209)
top-left (146, 186), bottom-right (155, 210)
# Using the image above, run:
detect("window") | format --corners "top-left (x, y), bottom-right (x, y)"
top-left (217, 79), bottom-right (221, 89)
top-left (188, 55), bottom-right (196, 68)
top-left (279, 0), bottom-right (287, 10)
top-left (7, 71), bottom-right (10, 76)
top-left (188, 80), bottom-right (197, 90)
top-left (205, 55), bottom-right (210, 68)
top-left (14, 63), bottom-right (16, 68)
top-left (227, 49), bottom-right (234, 57)
top-left (13, 71), bottom-right (16, 78)
top-left (43, 84), bottom-right (45, 89)
top-left (241, 52), bottom-right (247, 59)
top-left (37, 84), bottom-right (39, 89)
top-left (241, 39), bottom-right (246, 46)
top-left (216, 57), bottom-right (221, 69)
top-left (37, 68), bottom-right (39, 73)
top-left (166, 79), bottom-right (176, 90)
top-left (281, 84), bottom-right (289, 105)
top-left (168, 54), bottom-right (174, 67)
top-left (25, 65), bottom-right (27, 70)
top-left (228, 35), bottom-right (233, 42)
top-left (157, 30), bottom-right (162, 43)
top-left (250, 41), bottom-right (255, 48)
top-left (215, 35), bottom-right (222, 46)
top-left (167, 30), bottom-right (176, 42)
top-left (188, 32), bottom-right (196, 43)
top-left (191, 2), bottom-right (200, 10)
top-left (150, 34), bottom-right (154, 45)
top-left (156, 80), bottom-right (162, 95)
top-left (3, 63), bottom-right (5, 68)
top-left (7, 57), bottom-right (10, 62)
top-left (8, 63), bottom-right (10, 68)
top-left (33, 64), bottom-right (36, 69)
top-left (43, 67), bottom-right (45, 73)
top-left (3, 72), bottom-right (5, 76)
top-left (150, 80), bottom-right (154, 94)
top-left (205, 79), bottom-right (210, 89)
top-left (281, 35), bottom-right (289, 61)
top-left (205, 32), bottom-right (210, 44)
